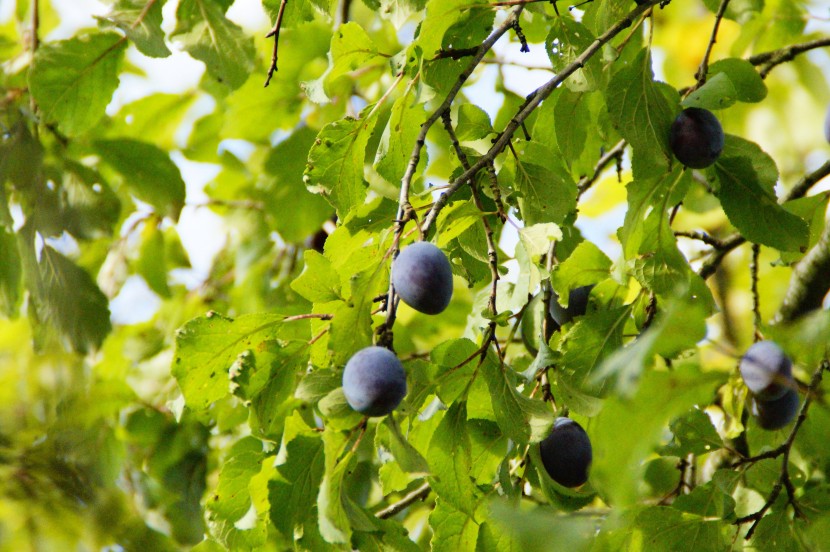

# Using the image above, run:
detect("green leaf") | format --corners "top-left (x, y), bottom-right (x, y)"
top-left (172, 0), bottom-right (255, 90)
top-left (554, 89), bottom-right (590, 161)
top-left (711, 136), bottom-right (808, 251)
top-left (661, 408), bottom-right (724, 457)
top-left (416, 0), bottom-right (468, 57)
top-left (620, 166), bottom-right (690, 259)
top-left (38, 246), bottom-right (112, 354)
top-left (317, 428), bottom-right (377, 543)
top-left (545, 17), bottom-right (600, 92)
top-left (593, 295), bottom-right (710, 396)
top-left (502, 141), bottom-right (576, 226)
top-left (559, 307), bottom-right (629, 394)
top-left (709, 58), bottom-right (767, 103)
top-left (28, 32), bottom-right (126, 135)
top-left (681, 72), bottom-right (737, 110)
top-left (207, 437), bottom-right (269, 549)
top-left (551, 240), bottom-right (611, 299)
top-left (97, 0), bottom-right (171, 58)
top-left (269, 416), bottom-right (325, 537)
top-left (60, 161), bottom-right (121, 240)
top-left (428, 402), bottom-right (479, 515)
top-left (606, 49), bottom-right (674, 175)
top-left (172, 312), bottom-right (285, 411)
top-left (375, 92), bottom-right (427, 186)
top-left (456, 104), bottom-right (493, 142)
top-left (136, 221), bottom-right (171, 297)
top-left (518, 223), bottom-right (563, 264)
top-left (305, 107), bottom-right (380, 218)
top-left (591, 365), bottom-right (723, 506)
top-left (672, 479), bottom-right (736, 519)
top-left (377, 416), bottom-right (429, 473)
top-left (480, 354), bottom-right (554, 445)
top-left (376, 0), bottom-right (426, 29)
top-left (0, 226), bottom-right (21, 316)
top-left (291, 250), bottom-right (342, 303)
top-left (487, 501), bottom-right (594, 552)
top-left (95, 139), bottom-right (186, 221)
top-left (304, 22), bottom-right (382, 103)
top-left (623, 506), bottom-right (727, 551)
top-left (429, 499), bottom-right (480, 552)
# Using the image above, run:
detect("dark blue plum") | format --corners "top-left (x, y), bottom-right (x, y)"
top-left (669, 107), bottom-right (724, 169)
top-left (342, 346), bottom-right (407, 417)
top-left (740, 341), bottom-right (793, 401)
top-left (751, 388), bottom-right (799, 430)
top-left (549, 284), bottom-right (594, 328)
top-left (539, 417), bottom-right (592, 488)
top-left (392, 242), bottom-right (453, 315)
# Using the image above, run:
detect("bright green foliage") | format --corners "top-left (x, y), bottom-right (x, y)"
top-left (2, 0), bottom-right (830, 549)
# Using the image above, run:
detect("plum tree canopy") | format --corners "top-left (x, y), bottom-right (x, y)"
top-left (1, 0), bottom-right (830, 549)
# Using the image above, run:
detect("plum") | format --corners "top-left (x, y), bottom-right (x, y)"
top-left (751, 388), bottom-right (799, 430)
top-left (391, 242), bottom-right (453, 315)
top-left (539, 417), bottom-right (592, 488)
top-left (740, 340), bottom-right (793, 401)
top-left (669, 107), bottom-right (724, 169)
top-left (521, 285), bottom-right (594, 355)
top-left (550, 284), bottom-right (594, 328)
top-left (342, 346), bottom-right (407, 417)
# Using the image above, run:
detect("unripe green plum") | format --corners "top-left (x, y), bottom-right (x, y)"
top-left (342, 346), bottom-right (407, 417)
top-left (751, 388), bottom-right (799, 430)
top-left (739, 340), bottom-right (793, 401)
top-left (539, 417), bottom-right (592, 488)
top-left (391, 242), bottom-right (453, 315)
top-left (669, 107), bottom-right (724, 169)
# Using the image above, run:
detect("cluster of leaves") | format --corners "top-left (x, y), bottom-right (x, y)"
top-left (1, 0), bottom-right (830, 550)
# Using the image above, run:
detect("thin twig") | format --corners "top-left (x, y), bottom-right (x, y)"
top-left (282, 313), bottom-right (334, 322)
top-left (264, 0), bottom-right (288, 87)
top-left (749, 37), bottom-right (830, 79)
top-left (692, 0), bottom-right (731, 90)
top-left (376, 482), bottom-right (432, 519)
top-left (750, 243), bottom-right (761, 341)
top-left (675, 230), bottom-right (727, 248)
top-left (576, 139), bottom-right (627, 200)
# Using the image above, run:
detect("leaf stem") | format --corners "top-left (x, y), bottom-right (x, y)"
top-left (264, 0), bottom-right (288, 87)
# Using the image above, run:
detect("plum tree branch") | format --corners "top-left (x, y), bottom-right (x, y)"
top-left (421, 0), bottom-right (668, 234)
top-left (774, 214), bottom-right (830, 324)
top-left (698, 159), bottom-right (830, 279)
top-left (749, 37), bottom-right (830, 79)
top-left (376, 482), bottom-right (431, 519)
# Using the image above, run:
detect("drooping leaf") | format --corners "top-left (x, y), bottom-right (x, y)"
top-left (711, 136), bottom-right (808, 251)
top-left (29, 32), bottom-right (126, 135)
top-left (38, 246), bottom-right (112, 354)
top-left (606, 49), bottom-right (674, 175)
top-left (305, 107), bottom-right (380, 218)
top-left (97, 0), bottom-right (171, 58)
top-left (172, 0), bottom-right (255, 90)
top-left (95, 139), bottom-right (186, 221)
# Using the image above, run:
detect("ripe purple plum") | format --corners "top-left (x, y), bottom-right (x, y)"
top-left (751, 388), bottom-right (799, 431)
top-left (342, 346), bottom-right (407, 417)
top-left (739, 341), bottom-right (793, 401)
top-left (669, 107), bottom-right (724, 169)
top-left (391, 242), bottom-right (453, 315)
top-left (539, 417), bottom-right (593, 488)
